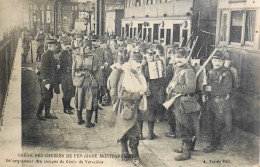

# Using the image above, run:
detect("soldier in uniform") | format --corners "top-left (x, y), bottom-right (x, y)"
top-left (166, 47), bottom-right (198, 161)
top-left (59, 42), bottom-right (75, 115)
top-left (72, 43), bottom-right (103, 127)
top-left (138, 48), bottom-right (165, 140)
top-left (36, 39), bottom-right (58, 120)
top-left (111, 50), bottom-right (147, 166)
top-left (202, 51), bottom-right (233, 153)
top-left (36, 29), bottom-right (46, 62)
top-left (21, 29), bottom-right (32, 63)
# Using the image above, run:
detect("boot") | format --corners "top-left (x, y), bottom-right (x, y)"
top-left (138, 121), bottom-right (144, 140)
top-left (121, 141), bottom-right (131, 161)
top-left (44, 101), bottom-right (57, 119)
top-left (190, 136), bottom-right (197, 151)
top-left (131, 147), bottom-right (140, 165)
top-left (68, 98), bottom-right (75, 110)
top-left (77, 109), bottom-right (85, 125)
top-left (148, 121), bottom-right (156, 140)
top-left (86, 110), bottom-right (95, 128)
top-left (174, 141), bottom-right (191, 161)
top-left (62, 98), bottom-right (73, 114)
top-left (36, 101), bottom-right (45, 120)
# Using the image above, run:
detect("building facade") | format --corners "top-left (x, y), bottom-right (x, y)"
top-left (22, 0), bottom-right (95, 35)
top-left (216, 0), bottom-right (260, 135)
top-left (121, 0), bottom-right (217, 54)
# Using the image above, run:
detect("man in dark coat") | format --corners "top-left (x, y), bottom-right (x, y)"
top-left (166, 47), bottom-right (198, 161)
top-left (36, 29), bottom-right (45, 62)
top-left (202, 51), bottom-right (233, 153)
top-left (59, 42), bottom-right (75, 115)
top-left (36, 39), bottom-right (58, 120)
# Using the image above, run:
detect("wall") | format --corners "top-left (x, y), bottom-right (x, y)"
top-left (125, 0), bottom-right (193, 19)
top-left (216, 0), bottom-right (260, 135)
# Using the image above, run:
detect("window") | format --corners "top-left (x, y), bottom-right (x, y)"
top-left (126, 24), bottom-right (130, 37)
top-left (219, 10), bottom-right (256, 47)
top-left (126, 0), bottom-right (132, 8)
top-left (160, 0), bottom-right (172, 2)
top-left (134, 28), bottom-right (137, 37)
top-left (147, 0), bottom-right (155, 5)
top-left (219, 12), bottom-right (228, 42)
top-left (153, 24), bottom-right (159, 41)
top-left (138, 24), bottom-right (142, 38)
top-left (166, 29), bottom-right (171, 45)
top-left (148, 28), bottom-right (152, 42)
top-left (122, 27), bottom-right (125, 37)
top-left (182, 30), bottom-right (188, 47)
top-left (160, 29), bottom-right (165, 39)
top-left (143, 28), bottom-right (147, 40)
top-left (136, 0), bottom-right (141, 6)
top-left (245, 10), bottom-right (256, 44)
top-left (130, 28), bottom-right (133, 38)
top-left (173, 24), bottom-right (180, 43)
top-left (230, 11), bottom-right (243, 43)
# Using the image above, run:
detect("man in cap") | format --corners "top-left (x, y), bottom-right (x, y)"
top-left (166, 47), bottom-right (198, 161)
top-left (113, 49), bottom-right (147, 165)
top-left (36, 39), bottom-right (58, 120)
top-left (72, 42), bottom-right (103, 127)
top-left (202, 51), bottom-right (233, 153)
top-left (59, 41), bottom-right (75, 115)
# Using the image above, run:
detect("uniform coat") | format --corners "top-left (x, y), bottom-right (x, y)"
top-left (72, 52), bottom-right (103, 110)
top-left (206, 66), bottom-right (233, 145)
top-left (59, 49), bottom-right (75, 99)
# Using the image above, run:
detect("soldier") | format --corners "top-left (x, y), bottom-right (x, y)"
top-left (72, 43), bottom-right (103, 127)
top-left (166, 47), bottom-right (199, 161)
top-left (164, 48), bottom-right (178, 138)
top-left (112, 49), bottom-right (147, 166)
top-left (21, 29), bottom-right (32, 63)
top-left (36, 29), bottom-right (46, 62)
top-left (202, 51), bottom-right (233, 153)
top-left (59, 42), bottom-right (75, 115)
top-left (138, 48), bottom-right (165, 140)
top-left (36, 39), bottom-right (58, 120)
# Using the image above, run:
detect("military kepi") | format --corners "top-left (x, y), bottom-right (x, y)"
top-left (212, 51), bottom-right (224, 60)
top-left (46, 39), bottom-right (57, 45)
top-left (129, 50), bottom-right (143, 62)
top-left (175, 47), bottom-right (188, 57)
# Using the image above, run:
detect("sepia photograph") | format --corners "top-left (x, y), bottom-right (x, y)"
top-left (0, 0), bottom-right (259, 166)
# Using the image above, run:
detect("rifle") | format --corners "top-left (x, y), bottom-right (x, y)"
top-left (30, 41), bottom-right (33, 63)
top-left (185, 31), bottom-right (194, 47)
top-left (186, 36), bottom-right (198, 61)
top-left (163, 47), bottom-right (220, 109)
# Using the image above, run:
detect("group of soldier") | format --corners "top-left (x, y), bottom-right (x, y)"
top-left (21, 28), bottom-right (238, 166)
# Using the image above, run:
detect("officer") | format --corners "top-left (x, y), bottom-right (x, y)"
top-left (166, 47), bottom-right (198, 161)
top-left (36, 29), bottom-right (46, 62)
top-left (36, 39), bottom-right (58, 120)
top-left (59, 41), bottom-right (75, 115)
top-left (72, 43), bottom-right (103, 127)
top-left (202, 51), bottom-right (233, 153)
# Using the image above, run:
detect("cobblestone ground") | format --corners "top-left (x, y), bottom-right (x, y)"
top-left (21, 41), bottom-right (259, 167)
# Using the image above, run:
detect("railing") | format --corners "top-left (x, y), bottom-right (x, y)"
top-left (0, 28), bottom-right (21, 128)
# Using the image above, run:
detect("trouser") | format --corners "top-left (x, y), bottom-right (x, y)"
top-left (36, 45), bottom-right (44, 61)
top-left (120, 132), bottom-right (139, 159)
top-left (37, 79), bottom-right (53, 115)
top-left (208, 97), bottom-right (232, 147)
top-left (167, 109), bottom-right (176, 133)
top-left (37, 98), bottom-right (51, 116)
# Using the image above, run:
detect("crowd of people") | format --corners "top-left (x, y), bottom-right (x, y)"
top-left (21, 28), bottom-right (239, 166)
